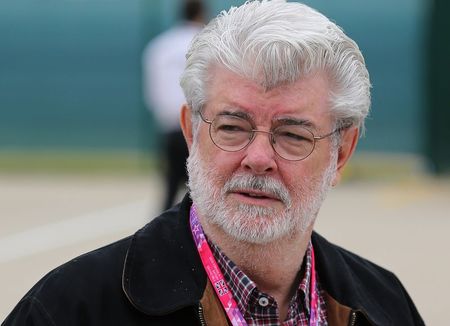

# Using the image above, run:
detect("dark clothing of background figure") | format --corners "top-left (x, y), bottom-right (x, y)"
top-left (142, 21), bottom-right (202, 210)
top-left (164, 130), bottom-right (189, 209)
top-left (3, 194), bottom-right (425, 326)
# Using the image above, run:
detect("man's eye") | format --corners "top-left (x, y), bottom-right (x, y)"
top-left (278, 132), bottom-right (312, 143)
top-left (217, 124), bottom-right (246, 132)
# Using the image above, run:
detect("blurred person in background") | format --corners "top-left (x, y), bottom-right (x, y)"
top-left (3, 1), bottom-right (424, 325)
top-left (142, 0), bottom-right (205, 210)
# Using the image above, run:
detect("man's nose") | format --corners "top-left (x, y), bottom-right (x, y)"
top-left (240, 131), bottom-right (278, 174)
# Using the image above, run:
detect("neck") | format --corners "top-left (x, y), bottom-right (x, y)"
top-left (200, 217), bottom-right (314, 320)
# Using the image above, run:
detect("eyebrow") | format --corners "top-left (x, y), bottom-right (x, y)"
top-left (217, 108), bottom-right (253, 121)
top-left (274, 117), bottom-right (318, 131)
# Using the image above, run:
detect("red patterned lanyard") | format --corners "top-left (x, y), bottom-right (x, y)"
top-left (189, 205), bottom-right (320, 325)
top-left (190, 205), bottom-right (247, 325)
top-left (309, 244), bottom-right (319, 326)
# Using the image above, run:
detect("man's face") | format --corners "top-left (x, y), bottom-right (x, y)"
top-left (186, 66), bottom-right (339, 244)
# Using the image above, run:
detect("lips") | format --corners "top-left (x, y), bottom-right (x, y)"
top-left (222, 174), bottom-right (291, 207)
top-left (230, 189), bottom-right (281, 202)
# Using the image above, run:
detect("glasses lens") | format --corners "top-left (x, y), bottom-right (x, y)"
top-left (210, 115), bottom-right (252, 151)
top-left (273, 125), bottom-right (315, 160)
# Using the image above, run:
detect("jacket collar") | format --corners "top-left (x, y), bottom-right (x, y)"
top-left (312, 232), bottom-right (391, 325)
top-left (122, 195), bottom-right (206, 315)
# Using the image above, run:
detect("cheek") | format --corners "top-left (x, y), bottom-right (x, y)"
top-left (195, 127), bottom-right (217, 160)
top-left (196, 136), bottom-right (242, 178)
top-left (212, 151), bottom-right (243, 177)
top-left (278, 160), bottom-right (322, 193)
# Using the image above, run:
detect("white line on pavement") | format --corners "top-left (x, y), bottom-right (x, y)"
top-left (0, 199), bottom-right (153, 263)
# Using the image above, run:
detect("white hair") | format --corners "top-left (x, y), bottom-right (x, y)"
top-left (180, 0), bottom-right (371, 134)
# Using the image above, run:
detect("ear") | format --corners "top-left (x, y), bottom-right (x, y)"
top-left (332, 127), bottom-right (359, 186)
top-left (180, 104), bottom-right (194, 151)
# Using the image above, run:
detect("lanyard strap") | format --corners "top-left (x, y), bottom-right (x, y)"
top-left (190, 205), bottom-right (247, 326)
top-left (309, 244), bottom-right (319, 326)
top-left (189, 205), bottom-right (320, 326)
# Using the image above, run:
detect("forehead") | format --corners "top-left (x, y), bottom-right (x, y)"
top-left (205, 65), bottom-right (332, 126)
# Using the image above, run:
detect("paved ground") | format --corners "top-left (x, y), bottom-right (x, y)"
top-left (1, 172), bottom-right (449, 324)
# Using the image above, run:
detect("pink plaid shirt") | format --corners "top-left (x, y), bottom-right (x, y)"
top-left (209, 241), bottom-right (328, 326)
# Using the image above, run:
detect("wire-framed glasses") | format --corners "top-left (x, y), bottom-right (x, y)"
top-left (199, 111), bottom-right (351, 161)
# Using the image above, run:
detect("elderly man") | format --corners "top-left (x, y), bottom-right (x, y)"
top-left (3, 1), bottom-right (424, 325)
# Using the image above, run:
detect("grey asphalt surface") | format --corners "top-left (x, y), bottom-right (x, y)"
top-left (1, 172), bottom-right (449, 324)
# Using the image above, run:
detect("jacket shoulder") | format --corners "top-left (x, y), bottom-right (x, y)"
top-left (3, 236), bottom-right (133, 325)
top-left (40, 235), bottom-right (132, 291)
top-left (312, 232), bottom-right (424, 325)
top-left (4, 198), bottom-right (202, 325)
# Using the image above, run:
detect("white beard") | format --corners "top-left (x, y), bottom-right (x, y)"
top-left (187, 143), bottom-right (337, 244)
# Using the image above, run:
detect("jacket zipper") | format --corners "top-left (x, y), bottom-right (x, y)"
top-left (349, 310), bottom-right (357, 326)
top-left (198, 303), bottom-right (207, 326)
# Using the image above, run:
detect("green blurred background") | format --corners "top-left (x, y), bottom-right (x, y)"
top-left (0, 0), bottom-right (448, 174)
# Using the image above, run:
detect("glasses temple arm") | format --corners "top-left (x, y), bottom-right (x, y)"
top-left (314, 122), bottom-right (354, 140)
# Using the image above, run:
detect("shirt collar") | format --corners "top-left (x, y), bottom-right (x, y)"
top-left (208, 239), bottom-right (314, 317)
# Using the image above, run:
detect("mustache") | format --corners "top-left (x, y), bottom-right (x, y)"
top-left (223, 173), bottom-right (292, 207)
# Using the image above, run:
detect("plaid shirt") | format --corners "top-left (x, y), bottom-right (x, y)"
top-left (209, 241), bottom-right (328, 326)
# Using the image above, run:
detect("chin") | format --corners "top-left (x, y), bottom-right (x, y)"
top-left (215, 205), bottom-right (302, 244)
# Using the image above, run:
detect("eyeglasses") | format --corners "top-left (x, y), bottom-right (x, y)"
top-left (199, 111), bottom-right (351, 161)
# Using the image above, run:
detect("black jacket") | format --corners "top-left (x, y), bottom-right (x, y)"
top-left (2, 195), bottom-right (424, 325)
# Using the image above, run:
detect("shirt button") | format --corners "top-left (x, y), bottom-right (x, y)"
top-left (258, 296), bottom-right (269, 307)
